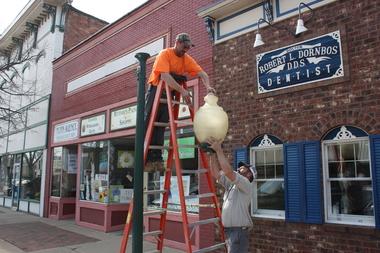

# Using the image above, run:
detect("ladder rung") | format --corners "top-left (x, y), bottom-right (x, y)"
top-left (182, 169), bottom-right (207, 174)
top-left (144, 189), bottom-right (166, 195)
top-left (149, 144), bottom-right (197, 150)
top-left (143, 230), bottom-right (162, 237)
top-left (153, 120), bottom-right (193, 128)
top-left (153, 122), bottom-right (169, 127)
top-left (159, 98), bottom-right (187, 105)
top-left (189, 217), bottom-right (220, 227)
top-left (178, 144), bottom-right (198, 148)
top-left (175, 120), bottom-right (193, 126)
top-left (185, 193), bottom-right (215, 200)
top-left (193, 242), bottom-right (226, 253)
top-left (143, 208), bottom-right (166, 216)
top-left (149, 145), bottom-right (171, 150)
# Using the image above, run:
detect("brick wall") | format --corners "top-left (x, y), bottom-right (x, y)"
top-left (213, 0), bottom-right (380, 252)
top-left (63, 6), bottom-right (108, 53)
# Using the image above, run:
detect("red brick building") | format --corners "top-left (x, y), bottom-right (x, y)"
top-left (47, 0), bottom-right (217, 250)
top-left (199, 0), bottom-right (380, 252)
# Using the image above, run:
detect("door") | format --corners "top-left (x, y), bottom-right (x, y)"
top-left (11, 154), bottom-right (22, 208)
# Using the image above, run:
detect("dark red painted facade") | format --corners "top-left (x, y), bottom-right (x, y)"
top-left (49, 0), bottom-right (216, 250)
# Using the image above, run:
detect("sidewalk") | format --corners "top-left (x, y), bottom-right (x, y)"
top-left (0, 207), bottom-right (183, 253)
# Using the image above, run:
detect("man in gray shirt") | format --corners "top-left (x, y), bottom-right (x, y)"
top-left (207, 138), bottom-right (256, 253)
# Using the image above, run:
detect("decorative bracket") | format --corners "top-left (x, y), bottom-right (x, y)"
top-left (263, 0), bottom-right (274, 22)
top-left (26, 22), bottom-right (39, 48)
top-left (43, 3), bottom-right (57, 33)
top-left (12, 37), bottom-right (23, 60)
top-left (204, 16), bottom-right (215, 42)
top-left (57, 3), bottom-right (71, 32)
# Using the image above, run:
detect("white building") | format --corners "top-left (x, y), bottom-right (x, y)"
top-left (0, 0), bottom-right (107, 216)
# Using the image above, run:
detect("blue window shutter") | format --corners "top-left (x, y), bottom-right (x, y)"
top-left (370, 135), bottom-right (380, 229)
top-left (303, 141), bottom-right (323, 224)
top-left (284, 143), bottom-right (303, 222)
top-left (234, 148), bottom-right (247, 171)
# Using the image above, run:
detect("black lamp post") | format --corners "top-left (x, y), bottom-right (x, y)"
top-left (133, 52), bottom-right (150, 253)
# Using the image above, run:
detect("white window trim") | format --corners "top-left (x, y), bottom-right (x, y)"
top-left (250, 144), bottom-right (285, 219)
top-left (322, 137), bottom-right (375, 227)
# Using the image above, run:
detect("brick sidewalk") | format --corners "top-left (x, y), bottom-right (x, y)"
top-left (0, 207), bottom-right (183, 253)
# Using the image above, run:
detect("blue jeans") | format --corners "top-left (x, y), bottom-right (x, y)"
top-left (225, 227), bottom-right (250, 253)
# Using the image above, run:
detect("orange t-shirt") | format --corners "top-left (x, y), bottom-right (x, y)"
top-left (148, 48), bottom-right (203, 85)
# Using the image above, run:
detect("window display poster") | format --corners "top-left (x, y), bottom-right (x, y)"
top-left (162, 137), bottom-right (195, 160)
top-left (119, 188), bottom-right (133, 203)
top-left (110, 184), bottom-right (124, 203)
top-left (99, 152), bottom-right (108, 173)
top-left (117, 150), bottom-right (135, 168)
top-left (67, 154), bottom-right (77, 174)
top-left (159, 176), bottom-right (190, 204)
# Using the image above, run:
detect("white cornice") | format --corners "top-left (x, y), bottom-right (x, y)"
top-left (197, 0), bottom-right (259, 19)
top-left (0, 0), bottom-right (68, 52)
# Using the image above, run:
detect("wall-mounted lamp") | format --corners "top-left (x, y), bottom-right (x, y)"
top-left (253, 2), bottom-right (314, 48)
top-left (295, 2), bottom-right (313, 35)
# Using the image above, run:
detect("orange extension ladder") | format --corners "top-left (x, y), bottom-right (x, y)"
top-left (119, 80), bottom-right (226, 253)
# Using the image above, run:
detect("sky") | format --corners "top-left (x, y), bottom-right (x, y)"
top-left (0, 0), bottom-right (148, 35)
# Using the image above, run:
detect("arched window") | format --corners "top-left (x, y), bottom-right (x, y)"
top-left (35, 50), bottom-right (46, 63)
top-left (22, 62), bottom-right (30, 73)
top-left (249, 134), bottom-right (285, 218)
top-left (322, 125), bottom-right (374, 226)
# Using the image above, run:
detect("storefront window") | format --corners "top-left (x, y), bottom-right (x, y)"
top-left (146, 132), bottom-right (199, 213)
top-left (20, 151), bottom-right (43, 201)
top-left (0, 155), bottom-right (13, 197)
top-left (51, 147), bottom-right (63, 197)
top-left (80, 141), bottom-right (109, 203)
top-left (109, 138), bottom-right (134, 204)
top-left (51, 146), bottom-right (78, 198)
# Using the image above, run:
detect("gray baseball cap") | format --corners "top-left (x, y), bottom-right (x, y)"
top-left (238, 161), bottom-right (257, 180)
top-left (175, 33), bottom-right (195, 47)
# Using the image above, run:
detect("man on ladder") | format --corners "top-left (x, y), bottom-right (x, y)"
top-left (144, 32), bottom-right (215, 172)
top-left (119, 32), bottom-right (226, 253)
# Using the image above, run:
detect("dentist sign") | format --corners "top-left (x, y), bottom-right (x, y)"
top-left (256, 31), bottom-right (344, 94)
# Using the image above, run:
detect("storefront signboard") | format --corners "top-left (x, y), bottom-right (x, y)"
top-left (54, 120), bottom-right (79, 143)
top-left (110, 105), bottom-right (137, 131)
top-left (80, 114), bottom-right (105, 137)
top-left (256, 31), bottom-right (344, 93)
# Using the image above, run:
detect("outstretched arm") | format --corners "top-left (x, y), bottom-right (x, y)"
top-left (206, 138), bottom-right (236, 182)
top-left (208, 153), bottom-right (221, 180)
top-left (198, 71), bottom-right (215, 94)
